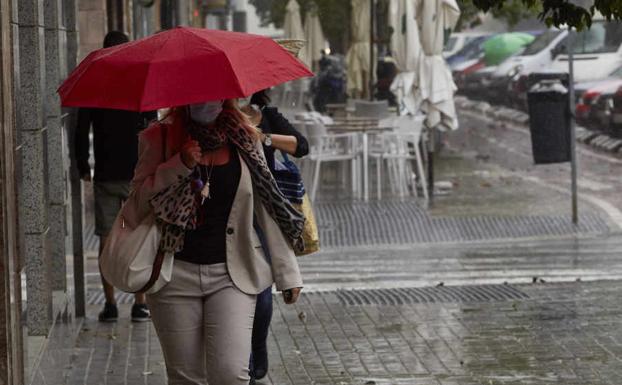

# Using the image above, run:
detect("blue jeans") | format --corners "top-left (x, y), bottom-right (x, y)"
top-left (251, 224), bottom-right (273, 362)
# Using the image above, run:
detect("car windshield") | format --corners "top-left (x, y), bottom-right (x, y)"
top-left (444, 36), bottom-right (458, 52)
top-left (572, 21), bottom-right (622, 54)
top-left (451, 36), bottom-right (488, 60)
top-left (611, 66), bottom-right (622, 78)
top-left (522, 30), bottom-right (563, 56)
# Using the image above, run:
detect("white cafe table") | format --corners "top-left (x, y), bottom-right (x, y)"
top-left (326, 119), bottom-right (393, 201)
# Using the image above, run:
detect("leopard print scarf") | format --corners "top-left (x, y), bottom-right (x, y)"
top-left (149, 110), bottom-right (305, 255)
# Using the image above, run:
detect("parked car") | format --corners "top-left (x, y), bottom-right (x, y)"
top-left (444, 32), bottom-right (489, 58)
top-left (490, 29), bottom-right (568, 106)
top-left (458, 32), bottom-right (537, 101)
top-left (447, 35), bottom-right (492, 70)
top-left (461, 66), bottom-right (499, 100)
top-left (548, 20), bottom-right (622, 82)
top-left (582, 66), bottom-right (622, 133)
top-left (611, 87), bottom-right (622, 135)
top-left (575, 66), bottom-right (622, 129)
top-left (452, 58), bottom-right (487, 92)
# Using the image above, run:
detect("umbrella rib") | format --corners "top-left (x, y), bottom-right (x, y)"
top-left (183, 28), bottom-right (248, 96)
top-left (136, 32), bottom-right (178, 111)
top-left (57, 52), bottom-right (96, 97)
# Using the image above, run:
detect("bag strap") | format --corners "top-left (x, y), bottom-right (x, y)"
top-left (133, 122), bottom-right (169, 294)
top-left (134, 251), bottom-right (166, 294)
top-left (280, 150), bottom-right (290, 162)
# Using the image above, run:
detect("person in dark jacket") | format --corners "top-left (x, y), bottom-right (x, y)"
top-left (246, 89), bottom-right (309, 383)
top-left (75, 31), bottom-right (157, 323)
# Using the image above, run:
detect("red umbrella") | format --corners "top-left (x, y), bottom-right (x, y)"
top-left (58, 27), bottom-right (313, 112)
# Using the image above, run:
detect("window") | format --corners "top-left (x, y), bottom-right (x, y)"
top-left (444, 36), bottom-right (458, 52)
top-left (572, 21), bottom-right (622, 54)
top-left (522, 30), bottom-right (563, 56)
top-left (610, 66), bottom-right (622, 78)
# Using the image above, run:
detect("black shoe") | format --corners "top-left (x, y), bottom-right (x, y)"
top-left (131, 303), bottom-right (151, 322)
top-left (252, 347), bottom-right (268, 380)
top-left (98, 302), bottom-right (118, 322)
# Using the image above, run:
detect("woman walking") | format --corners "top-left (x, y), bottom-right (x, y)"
top-left (245, 89), bottom-right (309, 382)
top-left (123, 99), bottom-right (304, 385)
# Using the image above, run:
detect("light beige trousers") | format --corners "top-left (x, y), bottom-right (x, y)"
top-left (147, 260), bottom-right (256, 385)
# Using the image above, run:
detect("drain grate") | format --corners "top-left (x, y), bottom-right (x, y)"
top-left (333, 284), bottom-right (529, 306)
top-left (316, 201), bottom-right (609, 249)
top-left (87, 284), bottom-right (529, 306)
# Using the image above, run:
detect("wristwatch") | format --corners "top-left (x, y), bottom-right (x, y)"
top-left (263, 133), bottom-right (272, 147)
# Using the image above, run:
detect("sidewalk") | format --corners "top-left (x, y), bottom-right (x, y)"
top-left (62, 279), bottom-right (622, 385)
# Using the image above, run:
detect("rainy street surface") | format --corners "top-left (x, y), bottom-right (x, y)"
top-left (50, 104), bottom-right (622, 385)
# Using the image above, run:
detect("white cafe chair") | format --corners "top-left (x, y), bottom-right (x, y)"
top-left (295, 119), bottom-right (362, 202)
top-left (369, 115), bottom-right (428, 200)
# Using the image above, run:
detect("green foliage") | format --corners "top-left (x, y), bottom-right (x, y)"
top-left (249, 0), bottom-right (622, 51)
top-left (472, 0), bottom-right (622, 30)
top-left (455, 0), bottom-right (483, 30)
top-left (249, 0), bottom-right (351, 53)
top-left (456, 0), bottom-right (543, 30)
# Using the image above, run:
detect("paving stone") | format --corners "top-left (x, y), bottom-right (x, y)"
top-left (59, 281), bottom-right (622, 384)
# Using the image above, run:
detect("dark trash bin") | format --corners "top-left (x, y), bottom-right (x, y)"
top-left (527, 76), bottom-right (571, 164)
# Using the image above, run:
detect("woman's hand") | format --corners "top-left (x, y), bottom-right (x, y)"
top-left (282, 287), bottom-right (302, 304)
top-left (180, 139), bottom-right (202, 169)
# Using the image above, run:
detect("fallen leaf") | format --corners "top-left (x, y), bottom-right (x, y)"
top-left (298, 311), bottom-right (307, 322)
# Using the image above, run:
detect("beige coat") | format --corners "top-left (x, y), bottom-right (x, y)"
top-left (121, 120), bottom-right (303, 295)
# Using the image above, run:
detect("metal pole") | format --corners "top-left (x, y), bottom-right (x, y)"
top-left (568, 30), bottom-right (579, 224)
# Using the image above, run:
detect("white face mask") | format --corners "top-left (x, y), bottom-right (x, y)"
top-left (189, 101), bottom-right (223, 125)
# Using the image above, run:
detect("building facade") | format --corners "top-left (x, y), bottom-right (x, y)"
top-left (0, 0), bottom-right (82, 384)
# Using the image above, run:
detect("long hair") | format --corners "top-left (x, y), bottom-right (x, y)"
top-left (162, 99), bottom-right (260, 141)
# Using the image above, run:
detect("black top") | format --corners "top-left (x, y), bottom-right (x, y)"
top-left (175, 147), bottom-right (241, 265)
top-left (259, 107), bottom-right (309, 171)
top-left (75, 108), bottom-right (157, 182)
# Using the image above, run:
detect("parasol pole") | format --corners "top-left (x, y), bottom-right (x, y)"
top-left (427, 124), bottom-right (435, 203)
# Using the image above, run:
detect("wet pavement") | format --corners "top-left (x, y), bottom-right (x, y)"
top-left (453, 106), bottom-right (622, 229)
top-left (58, 101), bottom-right (622, 385)
top-left (66, 279), bottom-right (622, 385)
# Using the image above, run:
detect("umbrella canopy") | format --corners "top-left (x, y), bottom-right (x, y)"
top-left (284, 0), bottom-right (308, 66)
top-left (346, 0), bottom-right (373, 98)
top-left (483, 32), bottom-right (535, 66)
top-left (303, 6), bottom-right (326, 71)
top-left (58, 27), bottom-right (313, 112)
top-left (416, 0), bottom-right (461, 131)
top-left (389, 0), bottom-right (422, 115)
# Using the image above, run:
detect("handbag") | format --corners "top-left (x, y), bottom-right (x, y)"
top-left (99, 124), bottom-right (173, 294)
top-left (273, 152), bottom-right (320, 255)
top-left (273, 152), bottom-right (305, 204)
top-left (295, 194), bottom-right (320, 255)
